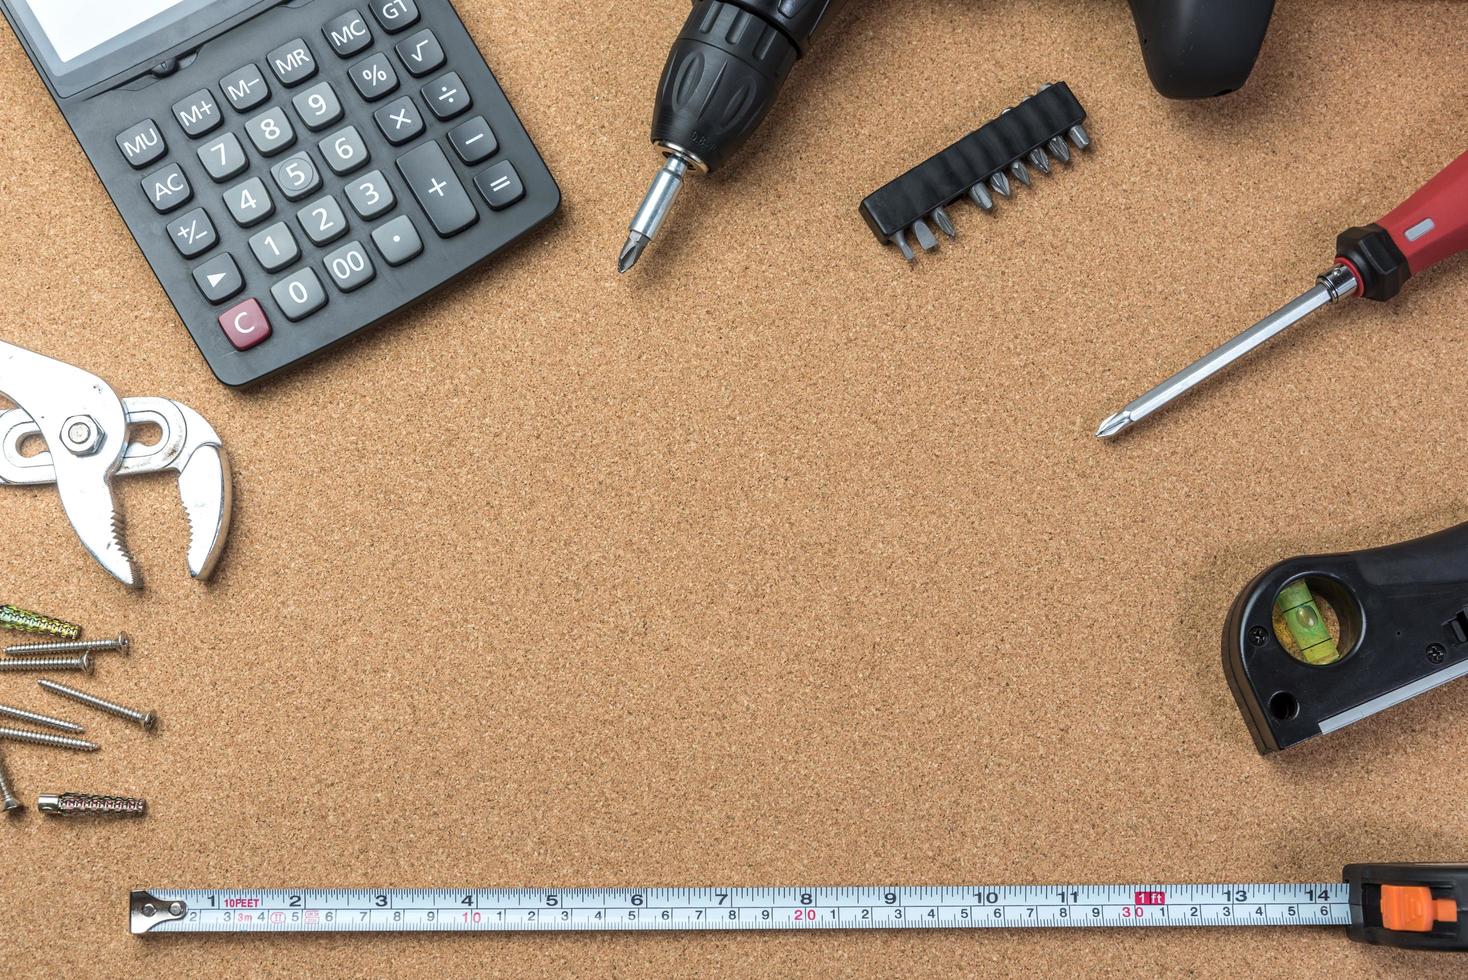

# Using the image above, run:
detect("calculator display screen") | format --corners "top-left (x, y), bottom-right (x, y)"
top-left (24, 0), bottom-right (189, 63)
top-left (6, 0), bottom-right (266, 93)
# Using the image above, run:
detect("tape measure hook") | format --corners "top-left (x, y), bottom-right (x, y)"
top-left (131, 891), bottom-right (188, 934)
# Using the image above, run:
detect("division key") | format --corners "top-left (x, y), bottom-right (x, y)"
top-left (395, 141), bottom-right (477, 236)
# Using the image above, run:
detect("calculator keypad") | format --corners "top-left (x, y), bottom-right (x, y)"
top-left (371, 214), bottom-right (422, 265)
top-left (474, 160), bottom-right (524, 211)
top-left (323, 240), bottom-right (376, 291)
top-left (421, 71), bottom-right (469, 120)
top-left (447, 115), bottom-right (495, 164)
top-left (218, 297), bottom-right (271, 349)
top-left (396, 141), bottom-right (475, 236)
top-left (102, 0), bottom-right (554, 383)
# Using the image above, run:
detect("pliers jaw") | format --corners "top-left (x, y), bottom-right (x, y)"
top-left (163, 402), bottom-right (232, 580)
top-left (0, 342), bottom-right (232, 588)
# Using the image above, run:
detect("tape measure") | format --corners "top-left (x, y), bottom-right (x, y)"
top-left (131, 863), bottom-right (1468, 949)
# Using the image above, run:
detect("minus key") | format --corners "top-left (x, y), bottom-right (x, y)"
top-left (447, 115), bottom-right (497, 164)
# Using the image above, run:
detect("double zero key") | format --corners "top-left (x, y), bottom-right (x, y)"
top-left (395, 142), bottom-right (476, 236)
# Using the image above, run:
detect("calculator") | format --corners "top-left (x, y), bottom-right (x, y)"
top-left (0, 0), bottom-right (559, 386)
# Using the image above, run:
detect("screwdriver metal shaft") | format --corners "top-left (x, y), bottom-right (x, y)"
top-left (1096, 265), bottom-right (1359, 439)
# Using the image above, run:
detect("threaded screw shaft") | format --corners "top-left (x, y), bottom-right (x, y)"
top-left (0, 702), bottom-right (84, 734)
top-left (0, 654), bottom-right (92, 675)
top-left (0, 604), bottom-right (80, 639)
top-left (0, 746), bottom-right (21, 813)
top-left (37, 679), bottom-right (155, 731)
top-left (5, 632), bottom-right (127, 656)
top-left (0, 726), bottom-right (98, 751)
top-left (38, 792), bottom-right (145, 816)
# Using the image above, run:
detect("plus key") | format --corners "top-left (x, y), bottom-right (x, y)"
top-left (395, 141), bottom-right (477, 236)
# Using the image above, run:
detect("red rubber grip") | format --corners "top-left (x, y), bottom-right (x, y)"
top-left (1378, 148), bottom-right (1468, 277)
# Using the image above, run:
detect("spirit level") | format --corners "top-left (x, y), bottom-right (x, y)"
top-left (132, 863), bottom-right (1468, 950)
top-left (1226, 521), bottom-right (1468, 752)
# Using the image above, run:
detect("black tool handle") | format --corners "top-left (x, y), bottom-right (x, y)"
top-left (1126, 0), bottom-right (1276, 99)
top-left (650, 0), bottom-right (851, 172)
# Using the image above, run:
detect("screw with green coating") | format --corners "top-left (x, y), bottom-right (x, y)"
top-left (0, 605), bottom-right (80, 640)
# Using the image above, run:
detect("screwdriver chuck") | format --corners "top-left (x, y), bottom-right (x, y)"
top-left (621, 0), bottom-right (845, 272)
top-left (650, 1), bottom-right (797, 172)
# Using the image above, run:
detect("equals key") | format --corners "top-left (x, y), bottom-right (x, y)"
top-left (396, 141), bottom-right (477, 236)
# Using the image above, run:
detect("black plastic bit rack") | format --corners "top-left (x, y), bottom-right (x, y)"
top-left (859, 83), bottom-right (1091, 261)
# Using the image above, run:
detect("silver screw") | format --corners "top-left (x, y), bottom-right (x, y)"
top-left (6, 632), bottom-right (128, 656)
top-left (38, 792), bottom-right (146, 817)
top-left (0, 726), bottom-right (98, 751)
top-left (37, 679), bottom-right (156, 731)
top-left (0, 654), bottom-right (93, 674)
top-left (0, 746), bottom-right (21, 813)
top-left (0, 701), bottom-right (84, 733)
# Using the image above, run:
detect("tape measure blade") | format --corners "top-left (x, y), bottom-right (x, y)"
top-left (130, 885), bottom-right (1353, 934)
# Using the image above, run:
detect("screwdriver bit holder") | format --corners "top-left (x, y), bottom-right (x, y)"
top-left (859, 83), bottom-right (1091, 262)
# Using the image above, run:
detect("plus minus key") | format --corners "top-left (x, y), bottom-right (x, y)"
top-left (395, 141), bottom-right (477, 237)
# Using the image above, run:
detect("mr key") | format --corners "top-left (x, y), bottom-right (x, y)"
top-left (1, 0), bottom-right (560, 385)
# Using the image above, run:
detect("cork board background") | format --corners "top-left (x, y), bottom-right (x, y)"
top-left (2, 0), bottom-right (1467, 975)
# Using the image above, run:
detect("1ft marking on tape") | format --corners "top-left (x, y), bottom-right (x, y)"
top-left (131, 884), bottom-right (1351, 934)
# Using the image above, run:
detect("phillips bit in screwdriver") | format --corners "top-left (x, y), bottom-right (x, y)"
top-left (618, 0), bottom-right (855, 273)
top-left (1098, 148), bottom-right (1468, 438)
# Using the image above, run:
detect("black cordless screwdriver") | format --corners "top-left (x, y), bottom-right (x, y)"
top-left (618, 0), bottom-right (1279, 272)
top-left (618, 0), bottom-right (852, 273)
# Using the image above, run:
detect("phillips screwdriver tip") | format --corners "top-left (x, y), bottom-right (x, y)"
top-left (1095, 411), bottom-right (1133, 440)
top-left (620, 155), bottom-right (693, 276)
top-left (617, 233), bottom-right (648, 274)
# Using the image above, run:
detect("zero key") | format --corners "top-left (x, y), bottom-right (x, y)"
top-left (396, 141), bottom-right (477, 236)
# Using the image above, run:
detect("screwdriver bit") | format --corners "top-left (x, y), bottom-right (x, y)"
top-left (619, 0), bottom-right (854, 272)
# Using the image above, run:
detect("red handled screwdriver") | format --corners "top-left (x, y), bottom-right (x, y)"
top-left (1098, 148), bottom-right (1468, 438)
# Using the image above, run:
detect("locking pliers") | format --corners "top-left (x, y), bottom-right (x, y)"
top-left (0, 340), bottom-right (232, 588)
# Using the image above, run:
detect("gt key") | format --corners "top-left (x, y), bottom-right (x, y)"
top-left (396, 141), bottom-right (476, 236)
